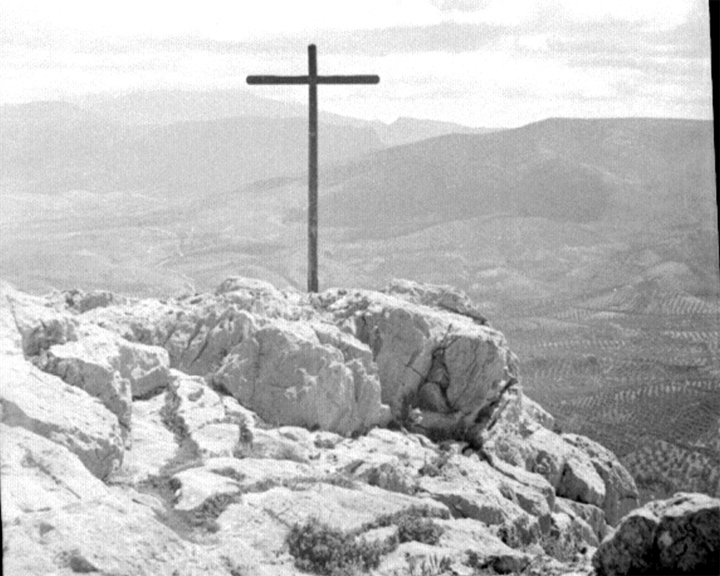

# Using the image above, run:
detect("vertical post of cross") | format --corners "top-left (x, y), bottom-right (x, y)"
top-left (308, 45), bottom-right (319, 293)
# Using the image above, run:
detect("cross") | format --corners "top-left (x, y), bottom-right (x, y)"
top-left (247, 44), bottom-right (380, 293)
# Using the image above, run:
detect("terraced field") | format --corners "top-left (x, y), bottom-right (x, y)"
top-left (499, 282), bottom-right (720, 503)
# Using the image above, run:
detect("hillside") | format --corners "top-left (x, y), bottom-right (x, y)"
top-left (0, 101), bottom-right (383, 195)
top-left (375, 116), bottom-right (501, 147)
top-left (316, 118), bottom-right (715, 232)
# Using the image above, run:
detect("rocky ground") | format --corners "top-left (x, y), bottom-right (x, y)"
top-left (1, 277), bottom-right (717, 575)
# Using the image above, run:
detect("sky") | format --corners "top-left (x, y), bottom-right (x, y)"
top-left (0, 0), bottom-right (713, 127)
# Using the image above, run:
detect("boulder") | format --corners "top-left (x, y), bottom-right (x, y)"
top-left (213, 318), bottom-right (390, 435)
top-left (0, 356), bottom-right (124, 480)
top-left (39, 325), bottom-right (134, 438)
top-left (563, 433), bottom-right (639, 525)
top-left (321, 289), bottom-right (516, 435)
top-left (555, 497), bottom-right (607, 547)
top-left (7, 291), bottom-right (79, 356)
top-left (593, 492), bottom-right (720, 575)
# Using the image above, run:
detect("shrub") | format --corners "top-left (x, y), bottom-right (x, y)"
top-left (287, 507), bottom-right (448, 575)
top-left (286, 518), bottom-right (388, 576)
top-left (419, 452), bottom-right (451, 477)
top-left (366, 505), bottom-right (450, 529)
top-left (396, 515), bottom-right (444, 545)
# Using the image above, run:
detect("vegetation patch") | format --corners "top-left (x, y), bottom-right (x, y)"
top-left (363, 505), bottom-right (450, 533)
top-left (287, 506), bottom-right (450, 575)
top-left (419, 451), bottom-right (452, 478)
top-left (286, 518), bottom-right (393, 576)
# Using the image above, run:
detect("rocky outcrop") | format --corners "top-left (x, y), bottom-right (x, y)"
top-left (0, 277), bottom-right (678, 576)
top-left (476, 387), bottom-right (639, 526)
top-left (320, 286), bottom-right (518, 438)
top-left (592, 492), bottom-right (720, 575)
top-left (74, 279), bottom-right (519, 437)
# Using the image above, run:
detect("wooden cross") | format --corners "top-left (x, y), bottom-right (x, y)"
top-left (247, 44), bottom-right (380, 293)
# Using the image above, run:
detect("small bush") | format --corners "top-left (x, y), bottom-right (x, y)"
top-left (287, 507), bottom-right (448, 575)
top-left (406, 554), bottom-right (453, 576)
top-left (419, 452), bottom-right (451, 477)
top-left (366, 505), bottom-right (450, 530)
top-left (396, 515), bottom-right (444, 545)
top-left (286, 518), bottom-right (388, 576)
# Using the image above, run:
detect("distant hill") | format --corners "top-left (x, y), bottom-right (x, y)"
top-left (72, 89), bottom-right (492, 145)
top-left (375, 116), bottom-right (502, 147)
top-left (73, 89), bottom-right (307, 125)
top-left (0, 100), bottom-right (384, 194)
top-left (314, 118), bottom-right (715, 232)
top-left (1, 91), bottom-right (504, 195)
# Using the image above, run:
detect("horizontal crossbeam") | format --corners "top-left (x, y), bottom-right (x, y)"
top-left (247, 75), bottom-right (380, 85)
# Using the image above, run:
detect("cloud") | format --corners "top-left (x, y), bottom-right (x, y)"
top-left (151, 21), bottom-right (506, 57)
top-left (0, 0), bottom-right (711, 126)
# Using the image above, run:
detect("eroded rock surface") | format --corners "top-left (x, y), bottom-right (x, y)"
top-left (0, 277), bottom-right (693, 576)
top-left (592, 492), bottom-right (720, 576)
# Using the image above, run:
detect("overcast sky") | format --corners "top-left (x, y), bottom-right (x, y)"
top-left (0, 0), bottom-right (713, 127)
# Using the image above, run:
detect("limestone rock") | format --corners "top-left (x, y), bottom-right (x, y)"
top-left (563, 433), bottom-right (639, 525)
top-left (0, 423), bottom-right (110, 522)
top-left (481, 387), bottom-right (636, 533)
top-left (0, 357), bottom-right (123, 480)
top-left (165, 370), bottom-right (247, 458)
top-left (378, 519), bottom-right (532, 575)
top-left (0, 282), bottom-right (26, 355)
top-left (7, 291), bottom-right (79, 356)
top-left (205, 457), bottom-right (313, 490)
top-left (39, 325), bottom-right (134, 438)
top-left (321, 289), bottom-right (516, 435)
top-left (0, 278), bottom-right (655, 576)
top-left (213, 318), bottom-right (390, 435)
top-left (417, 455), bottom-right (545, 547)
top-left (240, 426), bottom-right (318, 463)
top-left (216, 276), bottom-right (285, 297)
top-left (120, 393), bottom-right (178, 482)
top-left (385, 278), bottom-right (488, 324)
top-left (3, 498), bottom-right (232, 576)
top-left (593, 492), bottom-right (720, 575)
top-left (216, 483), bottom-right (449, 556)
top-left (171, 466), bottom-right (244, 511)
top-left (555, 497), bottom-right (607, 547)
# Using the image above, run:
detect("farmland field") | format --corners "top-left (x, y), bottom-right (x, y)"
top-left (500, 283), bottom-right (720, 502)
